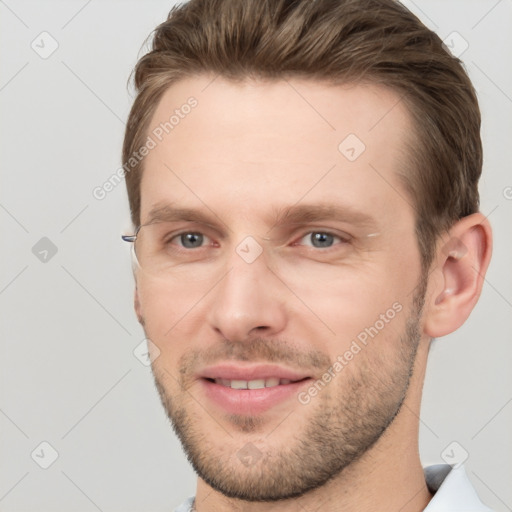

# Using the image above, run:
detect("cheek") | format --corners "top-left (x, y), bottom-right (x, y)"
top-left (136, 276), bottom-right (206, 339)
top-left (289, 265), bottom-right (410, 339)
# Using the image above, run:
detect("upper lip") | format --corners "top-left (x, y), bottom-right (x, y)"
top-left (198, 363), bottom-right (311, 382)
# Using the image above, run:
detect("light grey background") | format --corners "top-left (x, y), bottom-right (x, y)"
top-left (0, 0), bottom-right (511, 511)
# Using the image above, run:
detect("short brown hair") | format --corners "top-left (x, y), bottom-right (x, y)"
top-left (123, 0), bottom-right (482, 270)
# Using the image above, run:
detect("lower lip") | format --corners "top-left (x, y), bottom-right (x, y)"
top-left (200, 379), bottom-right (311, 415)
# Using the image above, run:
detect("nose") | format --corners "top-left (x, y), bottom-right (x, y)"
top-left (206, 247), bottom-right (288, 342)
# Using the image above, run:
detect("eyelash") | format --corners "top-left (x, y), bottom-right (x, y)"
top-left (167, 230), bottom-right (351, 252)
top-left (294, 231), bottom-right (350, 249)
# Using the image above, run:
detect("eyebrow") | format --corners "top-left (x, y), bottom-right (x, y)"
top-left (144, 202), bottom-right (378, 232)
top-left (145, 203), bottom-right (225, 230)
top-left (267, 203), bottom-right (379, 232)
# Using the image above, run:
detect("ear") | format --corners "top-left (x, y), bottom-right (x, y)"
top-left (134, 287), bottom-right (144, 326)
top-left (423, 213), bottom-right (492, 338)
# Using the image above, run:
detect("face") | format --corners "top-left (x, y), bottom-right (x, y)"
top-left (134, 76), bottom-right (426, 500)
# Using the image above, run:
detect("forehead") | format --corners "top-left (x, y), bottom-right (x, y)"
top-left (139, 76), bottom-right (415, 228)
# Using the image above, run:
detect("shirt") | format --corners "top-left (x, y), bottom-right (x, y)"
top-left (424, 464), bottom-right (493, 511)
top-left (173, 464), bottom-right (493, 511)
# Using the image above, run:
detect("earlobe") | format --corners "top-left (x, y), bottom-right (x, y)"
top-left (423, 213), bottom-right (492, 338)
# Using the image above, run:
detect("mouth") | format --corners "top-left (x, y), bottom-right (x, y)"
top-left (197, 364), bottom-right (313, 415)
top-left (206, 377), bottom-right (307, 389)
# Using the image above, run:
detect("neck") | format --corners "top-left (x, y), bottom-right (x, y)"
top-left (194, 343), bottom-right (432, 512)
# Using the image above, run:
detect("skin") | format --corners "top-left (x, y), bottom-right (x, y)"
top-left (132, 76), bottom-right (492, 512)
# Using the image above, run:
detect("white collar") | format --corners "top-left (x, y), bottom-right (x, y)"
top-left (424, 464), bottom-right (492, 511)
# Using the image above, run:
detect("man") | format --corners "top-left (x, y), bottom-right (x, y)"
top-left (121, 0), bottom-right (493, 510)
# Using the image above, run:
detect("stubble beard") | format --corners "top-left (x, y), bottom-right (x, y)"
top-left (150, 286), bottom-right (425, 502)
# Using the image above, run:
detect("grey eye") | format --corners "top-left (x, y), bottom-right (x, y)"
top-left (179, 232), bottom-right (204, 248)
top-left (307, 232), bottom-right (336, 248)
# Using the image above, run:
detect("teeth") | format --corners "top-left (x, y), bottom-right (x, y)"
top-left (213, 378), bottom-right (294, 389)
top-left (265, 377), bottom-right (279, 387)
top-left (230, 380), bottom-right (248, 389)
top-left (248, 379), bottom-right (265, 390)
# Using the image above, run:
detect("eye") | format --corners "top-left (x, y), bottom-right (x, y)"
top-left (172, 232), bottom-right (209, 249)
top-left (297, 231), bottom-right (347, 249)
